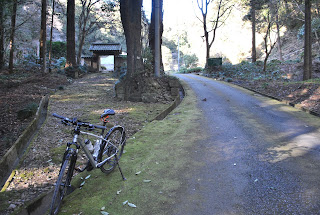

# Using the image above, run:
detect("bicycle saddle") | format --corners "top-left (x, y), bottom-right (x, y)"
top-left (101, 109), bottom-right (115, 118)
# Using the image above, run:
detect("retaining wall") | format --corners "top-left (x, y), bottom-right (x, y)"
top-left (0, 95), bottom-right (49, 190)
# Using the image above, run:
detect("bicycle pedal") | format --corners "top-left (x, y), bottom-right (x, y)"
top-left (86, 165), bottom-right (93, 171)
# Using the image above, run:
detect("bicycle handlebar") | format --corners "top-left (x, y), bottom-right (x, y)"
top-left (52, 113), bottom-right (106, 130)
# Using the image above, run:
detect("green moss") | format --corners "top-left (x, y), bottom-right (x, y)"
top-left (127, 103), bottom-right (170, 122)
top-left (58, 81), bottom-right (207, 215)
top-left (50, 145), bottom-right (66, 164)
top-left (0, 191), bottom-right (17, 211)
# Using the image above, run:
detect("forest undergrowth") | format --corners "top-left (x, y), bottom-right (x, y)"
top-left (204, 60), bottom-right (320, 115)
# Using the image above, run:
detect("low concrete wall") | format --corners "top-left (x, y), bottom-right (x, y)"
top-left (0, 95), bottom-right (49, 190)
top-left (153, 84), bottom-right (185, 121)
top-left (8, 80), bottom-right (185, 215)
top-left (14, 190), bottom-right (53, 215)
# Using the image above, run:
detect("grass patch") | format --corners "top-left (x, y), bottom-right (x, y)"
top-left (50, 145), bottom-right (67, 164)
top-left (57, 82), bottom-right (207, 215)
top-left (127, 103), bottom-right (170, 122)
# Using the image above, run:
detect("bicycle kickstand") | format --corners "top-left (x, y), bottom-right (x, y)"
top-left (115, 154), bottom-right (126, 181)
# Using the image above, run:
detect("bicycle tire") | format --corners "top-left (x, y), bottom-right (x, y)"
top-left (50, 154), bottom-right (75, 215)
top-left (99, 126), bottom-right (126, 174)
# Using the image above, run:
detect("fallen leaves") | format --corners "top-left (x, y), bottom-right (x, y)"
top-left (123, 200), bottom-right (137, 208)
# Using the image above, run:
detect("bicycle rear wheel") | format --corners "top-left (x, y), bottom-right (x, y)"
top-left (50, 154), bottom-right (75, 215)
top-left (99, 127), bottom-right (125, 174)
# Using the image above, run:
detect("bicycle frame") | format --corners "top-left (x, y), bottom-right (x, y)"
top-left (77, 130), bottom-right (120, 168)
top-left (50, 111), bottom-right (126, 215)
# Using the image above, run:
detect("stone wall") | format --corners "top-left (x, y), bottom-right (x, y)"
top-left (115, 75), bottom-right (181, 103)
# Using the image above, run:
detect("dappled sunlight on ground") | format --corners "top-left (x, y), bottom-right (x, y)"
top-left (0, 72), bottom-right (172, 215)
top-left (51, 93), bottom-right (101, 102)
top-left (267, 128), bottom-right (320, 163)
top-left (6, 166), bottom-right (58, 192)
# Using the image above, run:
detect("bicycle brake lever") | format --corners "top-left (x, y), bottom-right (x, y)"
top-left (61, 120), bottom-right (70, 126)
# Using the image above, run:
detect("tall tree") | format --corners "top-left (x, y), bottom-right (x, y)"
top-left (273, 0), bottom-right (283, 61)
top-left (49, 0), bottom-right (55, 73)
top-left (261, 10), bottom-right (277, 74)
top-left (120, 0), bottom-right (143, 77)
top-left (77, 0), bottom-right (99, 64)
top-left (251, 0), bottom-right (256, 62)
top-left (66, 0), bottom-right (76, 67)
top-left (303, 0), bottom-right (312, 80)
top-left (196, 0), bottom-right (233, 67)
top-left (149, 0), bottom-right (164, 76)
top-left (9, 0), bottom-right (17, 74)
top-left (76, 0), bottom-right (117, 63)
top-left (40, 0), bottom-right (47, 73)
top-left (0, 0), bottom-right (5, 69)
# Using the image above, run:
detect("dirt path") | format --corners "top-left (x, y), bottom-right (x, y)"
top-left (0, 73), bottom-right (170, 215)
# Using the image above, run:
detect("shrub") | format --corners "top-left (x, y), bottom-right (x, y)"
top-left (184, 54), bottom-right (199, 69)
top-left (17, 102), bottom-right (38, 120)
top-left (47, 41), bottom-right (67, 59)
top-left (20, 54), bottom-right (41, 70)
top-left (187, 67), bottom-right (203, 73)
top-left (58, 65), bottom-right (88, 78)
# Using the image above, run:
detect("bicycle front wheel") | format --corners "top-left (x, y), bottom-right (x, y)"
top-left (99, 127), bottom-right (126, 174)
top-left (50, 155), bottom-right (75, 215)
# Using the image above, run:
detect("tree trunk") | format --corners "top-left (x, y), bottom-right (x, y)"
top-left (262, 18), bottom-right (277, 75)
top-left (49, 0), bottom-right (55, 73)
top-left (274, 1), bottom-right (283, 62)
top-left (66, 0), bottom-right (76, 68)
top-left (251, 1), bottom-right (256, 63)
top-left (120, 0), bottom-right (143, 78)
top-left (149, 0), bottom-right (164, 76)
top-left (197, 0), bottom-right (230, 68)
top-left (0, 1), bottom-right (4, 69)
top-left (9, 0), bottom-right (17, 74)
top-left (276, 20), bottom-right (283, 61)
top-left (40, 0), bottom-right (47, 73)
top-left (203, 12), bottom-right (210, 67)
top-left (303, 0), bottom-right (312, 80)
top-left (77, 1), bottom-right (88, 64)
top-left (77, 31), bottom-right (85, 64)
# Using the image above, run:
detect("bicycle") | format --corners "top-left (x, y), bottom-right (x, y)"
top-left (50, 109), bottom-right (126, 215)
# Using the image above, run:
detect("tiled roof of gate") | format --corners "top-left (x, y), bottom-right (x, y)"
top-left (81, 55), bottom-right (94, 59)
top-left (89, 43), bottom-right (122, 52)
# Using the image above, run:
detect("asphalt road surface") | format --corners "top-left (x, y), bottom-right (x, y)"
top-left (174, 74), bottom-right (320, 215)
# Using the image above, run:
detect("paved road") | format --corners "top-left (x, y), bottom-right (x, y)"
top-left (174, 74), bottom-right (320, 215)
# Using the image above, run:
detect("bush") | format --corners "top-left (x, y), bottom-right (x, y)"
top-left (20, 54), bottom-right (41, 70)
top-left (47, 41), bottom-right (67, 59)
top-left (142, 47), bottom-right (154, 74)
top-left (58, 65), bottom-right (88, 78)
top-left (187, 67), bottom-right (203, 73)
top-left (218, 61), bottom-right (286, 81)
top-left (184, 54), bottom-right (199, 69)
top-left (17, 102), bottom-right (38, 120)
top-left (50, 57), bottom-right (66, 70)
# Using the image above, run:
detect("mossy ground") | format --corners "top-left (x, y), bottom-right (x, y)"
top-left (57, 82), bottom-right (207, 215)
top-left (0, 73), bottom-right (176, 215)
